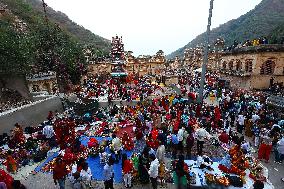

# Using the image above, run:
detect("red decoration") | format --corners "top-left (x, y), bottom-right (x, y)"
top-left (0, 169), bottom-right (13, 189)
top-left (54, 118), bottom-right (76, 149)
top-left (121, 132), bottom-right (134, 151)
top-left (88, 138), bottom-right (99, 148)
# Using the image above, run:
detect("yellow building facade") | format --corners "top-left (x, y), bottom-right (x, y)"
top-left (219, 45), bottom-right (284, 89)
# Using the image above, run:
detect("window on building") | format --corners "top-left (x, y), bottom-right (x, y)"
top-left (245, 60), bottom-right (253, 73)
top-left (222, 61), bottom-right (227, 69)
top-left (260, 60), bottom-right (276, 75)
top-left (32, 85), bottom-right (40, 92)
top-left (228, 61), bottom-right (234, 70)
top-left (236, 60), bottom-right (242, 71)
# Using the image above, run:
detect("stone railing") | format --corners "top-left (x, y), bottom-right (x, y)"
top-left (222, 44), bottom-right (284, 55)
top-left (219, 69), bottom-right (252, 76)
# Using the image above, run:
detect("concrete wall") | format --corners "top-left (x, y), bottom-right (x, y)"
top-left (221, 75), bottom-right (284, 90)
top-left (0, 96), bottom-right (63, 134)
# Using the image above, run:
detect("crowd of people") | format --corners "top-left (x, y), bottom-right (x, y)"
top-left (77, 76), bottom-right (166, 103)
top-left (224, 37), bottom-right (270, 52)
top-left (0, 69), bottom-right (283, 189)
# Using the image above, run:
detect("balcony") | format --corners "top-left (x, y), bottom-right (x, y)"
top-left (220, 69), bottom-right (252, 77)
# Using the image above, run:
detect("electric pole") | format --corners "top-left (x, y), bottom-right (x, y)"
top-left (198, 0), bottom-right (214, 104)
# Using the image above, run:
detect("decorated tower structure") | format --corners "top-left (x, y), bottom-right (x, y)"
top-left (110, 35), bottom-right (128, 79)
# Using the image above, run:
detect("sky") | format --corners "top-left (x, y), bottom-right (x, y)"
top-left (44, 0), bottom-right (262, 56)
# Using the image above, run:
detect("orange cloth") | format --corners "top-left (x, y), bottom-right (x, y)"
top-left (5, 156), bottom-right (17, 173)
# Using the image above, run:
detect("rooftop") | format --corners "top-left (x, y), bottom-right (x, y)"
top-left (222, 44), bottom-right (284, 55)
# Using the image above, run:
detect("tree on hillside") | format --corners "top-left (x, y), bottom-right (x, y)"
top-left (0, 20), bottom-right (34, 76)
top-left (34, 23), bottom-right (86, 91)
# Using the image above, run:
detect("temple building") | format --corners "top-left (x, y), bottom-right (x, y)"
top-left (125, 50), bottom-right (165, 76)
top-left (165, 47), bottom-right (217, 72)
top-left (183, 47), bottom-right (204, 69)
top-left (86, 37), bottom-right (166, 77)
top-left (218, 45), bottom-right (284, 89)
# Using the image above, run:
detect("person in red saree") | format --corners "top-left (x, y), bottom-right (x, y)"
top-left (173, 111), bottom-right (182, 132)
top-left (258, 129), bottom-right (273, 163)
top-left (11, 123), bottom-right (25, 147)
top-left (5, 151), bottom-right (17, 173)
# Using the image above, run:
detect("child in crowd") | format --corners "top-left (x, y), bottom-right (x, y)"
top-left (122, 154), bottom-right (133, 188)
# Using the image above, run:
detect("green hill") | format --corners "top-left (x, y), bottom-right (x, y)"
top-left (24, 0), bottom-right (111, 52)
top-left (1, 0), bottom-right (110, 52)
top-left (0, 0), bottom-right (110, 86)
top-left (168, 0), bottom-right (284, 59)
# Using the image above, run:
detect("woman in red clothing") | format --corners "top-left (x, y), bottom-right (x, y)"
top-left (258, 129), bottom-right (273, 163)
top-left (122, 154), bottom-right (133, 188)
top-left (53, 157), bottom-right (68, 189)
top-left (10, 123), bottom-right (25, 147)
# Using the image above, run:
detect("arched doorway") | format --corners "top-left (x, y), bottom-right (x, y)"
top-left (260, 60), bottom-right (276, 75)
top-left (32, 85), bottom-right (40, 92)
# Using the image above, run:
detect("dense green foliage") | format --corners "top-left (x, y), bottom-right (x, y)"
top-left (168, 0), bottom-right (284, 58)
top-left (0, 0), bottom-right (110, 85)
top-left (0, 20), bottom-right (34, 75)
top-left (33, 23), bottom-right (86, 84)
top-left (24, 0), bottom-right (111, 53)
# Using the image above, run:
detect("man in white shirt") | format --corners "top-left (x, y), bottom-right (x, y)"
top-left (177, 127), bottom-right (185, 154)
top-left (148, 154), bottom-right (159, 189)
top-left (195, 127), bottom-right (210, 155)
top-left (80, 162), bottom-right (92, 188)
top-left (111, 134), bottom-right (122, 163)
top-left (252, 113), bottom-right (260, 123)
top-left (43, 124), bottom-right (54, 139)
top-left (103, 157), bottom-right (114, 189)
top-left (42, 123), bottom-right (56, 148)
top-left (237, 114), bottom-right (245, 134)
